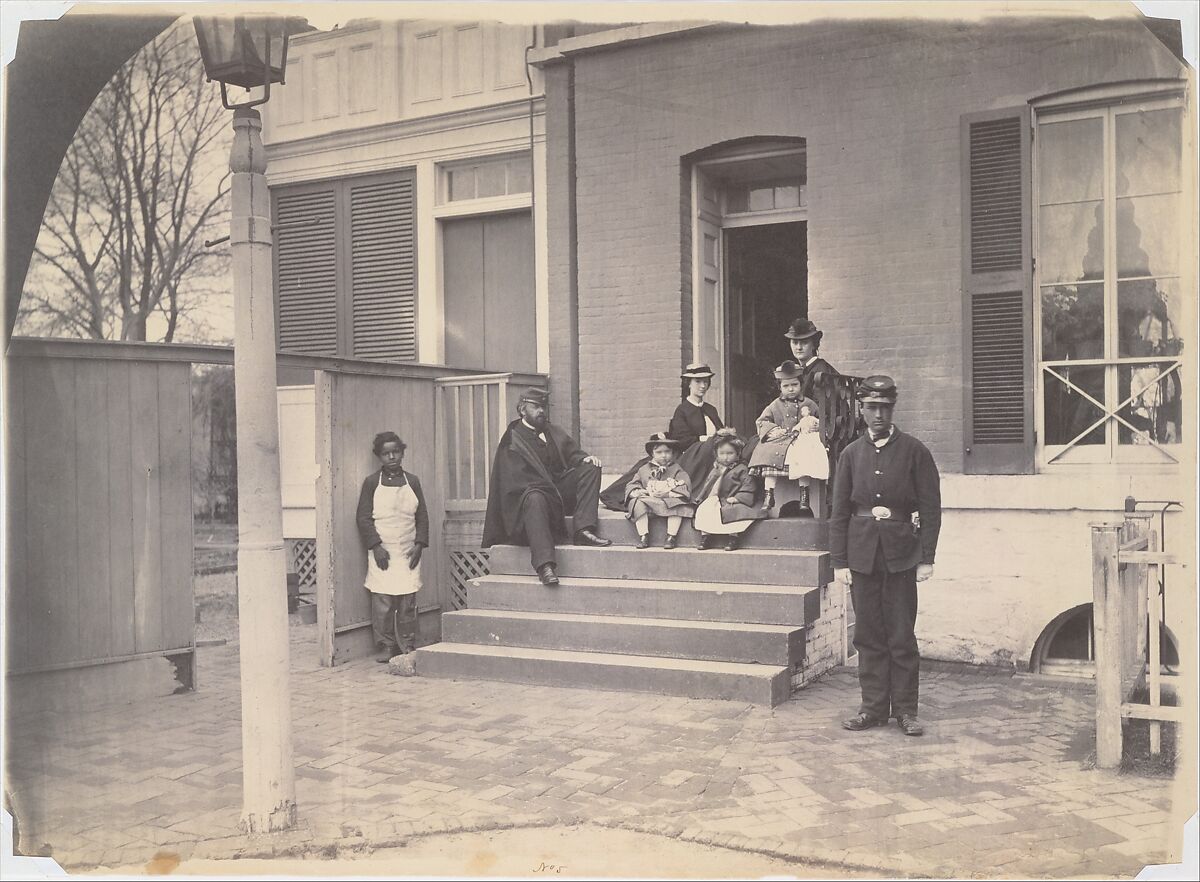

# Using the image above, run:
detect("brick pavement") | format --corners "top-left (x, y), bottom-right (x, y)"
top-left (3, 626), bottom-right (1182, 877)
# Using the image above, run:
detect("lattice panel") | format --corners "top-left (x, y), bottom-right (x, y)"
top-left (447, 549), bottom-right (490, 610)
top-left (289, 538), bottom-right (318, 590)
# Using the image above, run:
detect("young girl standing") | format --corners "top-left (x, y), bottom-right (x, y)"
top-left (356, 431), bottom-right (429, 661)
top-left (625, 434), bottom-right (695, 549)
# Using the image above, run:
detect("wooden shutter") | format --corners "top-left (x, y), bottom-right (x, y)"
top-left (961, 107), bottom-right (1034, 474)
top-left (347, 173), bottom-right (417, 361)
top-left (274, 185), bottom-right (339, 356)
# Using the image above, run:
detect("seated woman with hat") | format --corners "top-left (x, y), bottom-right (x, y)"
top-left (600, 362), bottom-right (738, 511)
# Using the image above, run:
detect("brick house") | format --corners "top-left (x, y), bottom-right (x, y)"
top-left (264, 12), bottom-right (1193, 685)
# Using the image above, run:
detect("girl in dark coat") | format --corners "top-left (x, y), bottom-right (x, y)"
top-left (692, 435), bottom-right (767, 551)
top-left (600, 362), bottom-right (738, 510)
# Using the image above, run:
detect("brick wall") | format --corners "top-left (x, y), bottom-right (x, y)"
top-left (548, 17), bottom-right (1180, 471)
top-left (792, 580), bottom-right (846, 691)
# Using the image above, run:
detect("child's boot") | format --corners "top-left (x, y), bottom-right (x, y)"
top-left (724, 535), bottom-right (740, 552)
top-left (664, 534), bottom-right (678, 549)
top-left (761, 487), bottom-right (775, 511)
top-left (636, 534), bottom-right (650, 549)
top-left (697, 532), bottom-right (710, 550)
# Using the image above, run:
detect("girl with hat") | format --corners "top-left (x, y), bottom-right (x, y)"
top-left (692, 434), bottom-right (766, 551)
top-left (599, 362), bottom-right (738, 511)
top-left (747, 361), bottom-right (824, 511)
top-left (624, 433), bottom-right (696, 549)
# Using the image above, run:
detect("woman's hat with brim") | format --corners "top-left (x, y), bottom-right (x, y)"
top-left (773, 360), bottom-right (804, 381)
top-left (857, 375), bottom-right (898, 404)
top-left (644, 432), bottom-right (684, 454)
top-left (681, 362), bottom-right (715, 380)
top-left (784, 318), bottom-right (823, 341)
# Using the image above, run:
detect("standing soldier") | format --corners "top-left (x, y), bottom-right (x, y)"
top-left (830, 376), bottom-right (942, 736)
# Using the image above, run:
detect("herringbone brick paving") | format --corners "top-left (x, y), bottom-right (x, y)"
top-left (4, 627), bottom-right (1180, 876)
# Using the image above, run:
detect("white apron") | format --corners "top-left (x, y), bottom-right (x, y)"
top-left (364, 474), bottom-right (423, 596)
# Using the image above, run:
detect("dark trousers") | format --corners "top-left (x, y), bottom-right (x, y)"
top-left (516, 463), bottom-right (602, 569)
top-left (850, 546), bottom-right (919, 719)
top-left (370, 591), bottom-right (417, 653)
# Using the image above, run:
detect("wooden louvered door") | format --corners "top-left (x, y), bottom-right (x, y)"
top-left (275, 185), bottom-right (339, 356)
top-left (346, 173), bottom-right (417, 361)
top-left (960, 107), bottom-right (1034, 474)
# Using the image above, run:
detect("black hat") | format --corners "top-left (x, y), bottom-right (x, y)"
top-left (644, 432), bottom-right (684, 455)
top-left (518, 387), bottom-right (549, 407)
top-left (784, 318), bottom-right (823, 341)
top-left (773, 360), bottom-right (804, 381)
top-left (857, 375), bottom-right (898, 404)
top-left (681, 362), bottom-right (715, 379)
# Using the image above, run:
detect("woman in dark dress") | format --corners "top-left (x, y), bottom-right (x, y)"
top-left (600, 363), bottom-right (738, 510)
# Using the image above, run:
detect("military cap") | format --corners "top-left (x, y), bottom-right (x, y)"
top-left (784, 318), bottom-right (823, 341)
top-left (773, 360), bottom-right (804, 381)
top-left (644, 432), bottom-right (685, 455)
top-left (518, 387), bottom-right (549, 406)
top-left (857, 375), bottom-right (898, 404)
top-left (681, 362), bottom-right (715, 379)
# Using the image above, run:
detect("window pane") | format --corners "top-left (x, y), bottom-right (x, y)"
top-left (1117, 194), bottom-right (1178, 279)
top-left (1116, 107), bottom-right (1181, 197)
top-left (476, 162), bottom-right (506, 198)
top-left (748, 187), bottom-right (774, 211)
top-left (1039, 201), bottom-right (1104, 284)
top-left (1043, 366), bottom-right (1106, 446)
top-left (1041, 283), bottom-right (1104, 360)
top-left (726, 188), bottom-right (749, 213)
top-left (1119, 278), bottom-right (1184, 358)
top-left (448, 167), bottom-right (475, 201)
top-left (507, 158), bottom-right (532, 194)
top-left (1117, 364), bottom-right (1182, 445)
top-left (1038, 117), bottom-right (1103, 204)
top-left (775, 185), bottom-right (800, 208)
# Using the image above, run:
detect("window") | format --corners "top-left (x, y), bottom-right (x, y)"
top-left (960, 86), bottom-right (1188, 474)
top-left (272, 171), bottom-right (417, 362)
top-left (1035, 97), bottom-right (1185, 465)
top-left (443, 156), bottom-right (531, 203)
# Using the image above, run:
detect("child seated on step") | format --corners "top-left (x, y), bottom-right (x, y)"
top-left (747, 361), bottom-right (827, 512)
top-left (692, 435), bottom-right (767, 551)
top-left (625, 433), bottom-right (695, 549)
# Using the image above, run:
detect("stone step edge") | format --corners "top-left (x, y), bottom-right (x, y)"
top-left (416, 642), bottom-right (789, 677)
top-left (488, 543), bottom-right (827, 559)
top-left (474, 573), bottom-right (825, 596)
top-left (445, 608), bottom-right (803, 634)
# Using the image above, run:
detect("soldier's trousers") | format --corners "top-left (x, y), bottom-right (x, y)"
top-left (850, 546), bottom-right (919, 719)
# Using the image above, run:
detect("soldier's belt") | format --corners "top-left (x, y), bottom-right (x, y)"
top-left (853, 505), bottom-right (911, 521)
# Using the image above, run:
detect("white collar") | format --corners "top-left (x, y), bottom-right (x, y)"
top-left (870, 426), bottom-right (896, 447)
top-left (521, 419), bottom-right (545, 436)
top-left (687, 395), bottom-right (705, 407)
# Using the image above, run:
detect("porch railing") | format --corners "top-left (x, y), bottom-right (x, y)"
top-left (1091, 512), bottom-right (1185, 768)
top-left (811, 372), bottom-right (865, 516)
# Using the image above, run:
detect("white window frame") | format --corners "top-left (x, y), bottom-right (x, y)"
top-left (434, 152), bottom-right (533, 218)
top-left (1032, 89), bottom-right (1191, 470)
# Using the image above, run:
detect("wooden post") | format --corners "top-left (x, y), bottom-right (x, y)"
top-left (1147, 529), bottom-right (1162, 756)
top-left (1091, 522), bottom-right (1124, 770)
top-left (315, 371), bottom-right (336, 667)
top-left (229, 107), bottom-right (297, 832)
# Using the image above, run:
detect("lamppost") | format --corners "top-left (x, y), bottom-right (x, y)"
top-left (193, 14), bottom-right (302, 834)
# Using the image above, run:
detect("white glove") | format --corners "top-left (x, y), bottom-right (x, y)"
top-left (916, 564), bottom-right (934, 582)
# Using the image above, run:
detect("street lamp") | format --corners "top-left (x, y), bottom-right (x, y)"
top-left (193, 14), bottom-right (301, 834)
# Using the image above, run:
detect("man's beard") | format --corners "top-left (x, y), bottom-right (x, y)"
top-left (524, 411), bottom-right (548, 430)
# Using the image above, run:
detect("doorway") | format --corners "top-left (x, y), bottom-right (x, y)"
top-left (725, 222), bottom-right (807, 435)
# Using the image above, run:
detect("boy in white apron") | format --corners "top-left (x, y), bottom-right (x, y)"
top-left (356, 432), bottom-right (429, 661)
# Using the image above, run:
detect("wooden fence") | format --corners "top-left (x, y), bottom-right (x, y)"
top-left (5, 342), bottom-right (196, 682)
top-left (1091, 512), bottom-right (1186, 768)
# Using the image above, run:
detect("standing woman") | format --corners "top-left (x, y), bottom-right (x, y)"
top-left (785, 318), bottom-right (839, 399)
top-left (600, 363), bottom-right (737, 510)
top-left (356, 431), bottom-right (429, 662)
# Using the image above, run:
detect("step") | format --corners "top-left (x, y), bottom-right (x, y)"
top-left (471, 574), bottom-right (821, 626)
top-left (487, 544), bottom-right (830, 587)
top-left (572, 512), bottom-right (829, 551)
top-left (414, 642), bottom-right (792, 706)
top-left (442, 608), bottom-right (805, 666)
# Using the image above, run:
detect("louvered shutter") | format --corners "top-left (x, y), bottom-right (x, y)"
top-left (960, 107), bottom-right (1034, 474)
top-left (348, 174), bottom-right (417, 361)
top-left (274, 185), bottom-right (339, 356)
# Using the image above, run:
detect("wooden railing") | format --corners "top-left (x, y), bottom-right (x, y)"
top-left (811, 372), bottom-right (865, 516)
top-left (1091, 512), bottom-right (1185, 768)
top-left (435, 372), bottom-right (548, 511)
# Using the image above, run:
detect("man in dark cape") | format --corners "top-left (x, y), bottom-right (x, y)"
top-left (482, 387), bottom-right (611, 585)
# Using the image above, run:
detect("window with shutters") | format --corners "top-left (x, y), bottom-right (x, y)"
top-left (1034, 93), bottom-right (1186, 466)
top-left (272, 170), bottom-right (417, 361)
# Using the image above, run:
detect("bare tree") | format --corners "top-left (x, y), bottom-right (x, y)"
top-left (17, 21), bottom-right (231, 342)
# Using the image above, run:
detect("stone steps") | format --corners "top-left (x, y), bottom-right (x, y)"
top-left (486, 543), bottom-right (830, 587)
top-left (415, 642), bottom-right (792, 706)
top-left (470, 573), bottom-right (821, 626)
top-left (442, 607), bottom-right (804, 666)
top-left (573, 511), bottom-right (828, 550)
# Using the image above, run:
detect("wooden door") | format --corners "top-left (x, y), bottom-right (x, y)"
top-left (693, 167), bottom-right (725, 410)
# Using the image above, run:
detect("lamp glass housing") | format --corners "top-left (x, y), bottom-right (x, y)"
top-left (193, 15), bottom-right (290, 90)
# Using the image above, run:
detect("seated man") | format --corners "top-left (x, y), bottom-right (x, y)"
top-left (482, 387), bottom-right (611, 585)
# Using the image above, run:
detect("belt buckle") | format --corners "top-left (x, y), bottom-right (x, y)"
top-left (871, 505), bottom-right (892, 520)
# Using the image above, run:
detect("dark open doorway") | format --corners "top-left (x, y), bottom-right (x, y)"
top-left (724, 221), bottom-right (807, 435)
